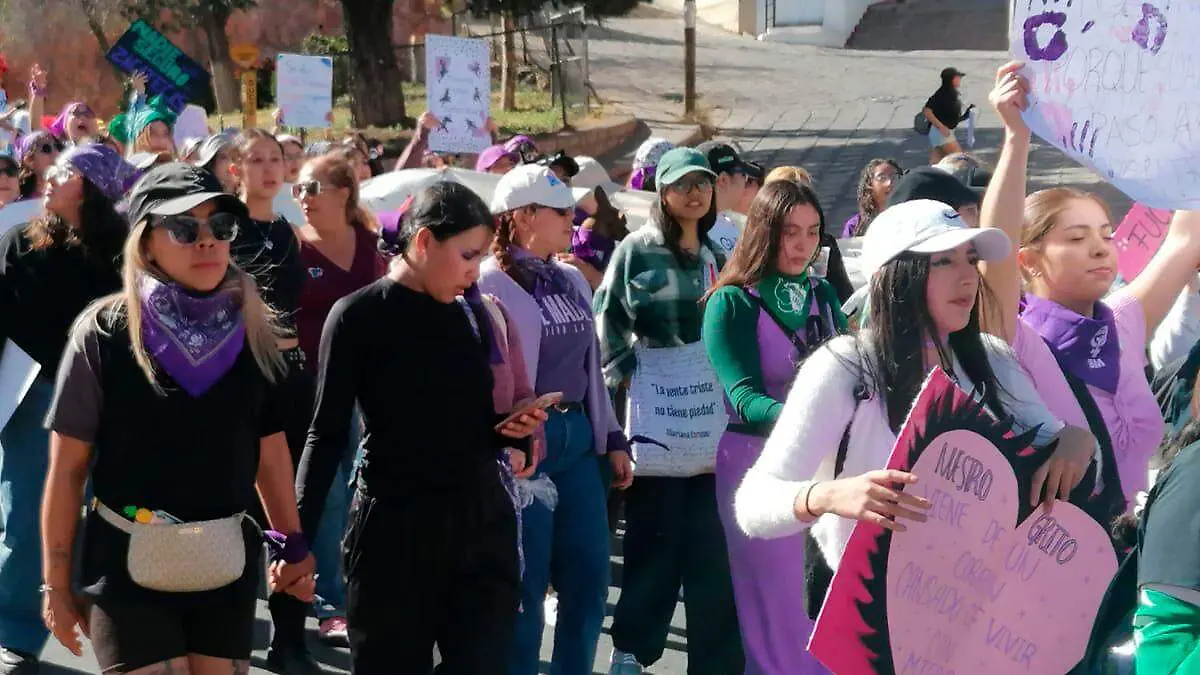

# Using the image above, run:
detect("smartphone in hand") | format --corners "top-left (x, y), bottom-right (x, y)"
top-left (495, 392), bottom-right (563, 430)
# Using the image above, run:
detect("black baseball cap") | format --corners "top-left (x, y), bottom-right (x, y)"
top-left (941, 67), bottom-right (966, 81)
top-left (540, 151), bottom-right (580, 178)
top-left (696, 141), bottom-right (747, 176)
top-left (744, 160), bottom-right (765, 183)
top-left (126, 163), bottom-right (248, 227)
top-left (887, 166), bottom-right (980, 210)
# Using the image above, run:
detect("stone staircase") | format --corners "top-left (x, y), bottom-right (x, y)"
top-left (845, 0), bottom-right (1009, 51)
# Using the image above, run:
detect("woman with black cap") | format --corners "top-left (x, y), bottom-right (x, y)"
top-left (39, 162), bottom-right (312, 675)
top-left (0, 144), bottom-right (132, 675)
top-left (921, 67), bottom-right (975, 164)
top-left (283, 180), bottom-right (546, 674)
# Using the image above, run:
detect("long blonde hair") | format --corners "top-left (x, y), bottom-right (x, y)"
top-left (72, 220), bottom-right (285, 393)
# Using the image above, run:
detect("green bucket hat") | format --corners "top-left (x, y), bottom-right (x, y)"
top-left (654, 147), bottom-right (716, 193)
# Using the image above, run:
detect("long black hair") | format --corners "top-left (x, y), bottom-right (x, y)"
top-left (652, 180), bottom-right (718, 266)
top-left (24, 177), bottom-right (127, 264)
top-left (858, 252), bottom-right (1006, 432)
top-left (852, 158), bottom-right (901, 237)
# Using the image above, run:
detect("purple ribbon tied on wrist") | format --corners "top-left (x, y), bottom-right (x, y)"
top-left (264, 530), bottom-right (310, 564)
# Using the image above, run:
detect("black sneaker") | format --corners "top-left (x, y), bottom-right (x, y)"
top-left (0, 648), bottom-right (38, 675)
top-left (265, 643), bottom-right (323, 675)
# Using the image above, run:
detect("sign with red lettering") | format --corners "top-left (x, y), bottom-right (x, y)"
top-left (809, 369), bottom-right (1118, 675)
top-left (1113, 203), bottom-right (1173, 282)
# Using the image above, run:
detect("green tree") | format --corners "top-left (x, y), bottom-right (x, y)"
top-left (338, 0), bottom-right (408, 128)
top-left (122, 0), bottom-right (256, 114)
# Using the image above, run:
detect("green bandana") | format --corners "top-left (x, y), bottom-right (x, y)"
top-left (756, 272), bottom-right (850, 336)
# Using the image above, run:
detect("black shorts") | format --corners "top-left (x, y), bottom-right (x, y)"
top-left (88, 593), bottom-right (257, 673)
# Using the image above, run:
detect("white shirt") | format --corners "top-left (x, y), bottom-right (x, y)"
top-left (708, 211), bottom-right (743, 256)
top-left (1149, 274), bottom-right (1200, 372)
top-left (735, 333), bottom-right (1066, 571)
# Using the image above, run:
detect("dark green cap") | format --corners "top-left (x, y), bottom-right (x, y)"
top-left (654, 147), bottom-right (716, 193)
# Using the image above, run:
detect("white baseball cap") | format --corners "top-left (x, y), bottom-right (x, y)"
top-left (490, 164), bottom-right (589, 214)
top-left (860, 199), bottom-right (1011, 279)
top-left (572, 156), bottom-right (623, 196)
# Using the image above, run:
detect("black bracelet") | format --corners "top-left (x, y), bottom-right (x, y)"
top-left (804, 482), bottom-right (820, 518)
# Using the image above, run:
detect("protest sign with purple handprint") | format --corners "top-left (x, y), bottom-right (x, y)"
top-left (1010, 0), bottom-right (1200, 209)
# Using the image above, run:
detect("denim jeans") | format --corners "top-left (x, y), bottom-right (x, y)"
top-left (0, 377), bottom-right (55, 655)
top-left (312, 408), bottom-right (362, 619)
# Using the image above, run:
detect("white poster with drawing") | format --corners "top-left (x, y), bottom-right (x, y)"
top-left (625, 341), bottom-right (726, 477)
top-left (424, 35), bottom-right (491, 154)
top-left (0, 341), bottom-right (40, 433)
top-left (276, 54), bottom-right (334, 128)
top-left (1011, 1), bottom-right (1199, 209)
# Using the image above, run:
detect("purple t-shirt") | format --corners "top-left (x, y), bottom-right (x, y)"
top-left (510, 248), bottom-right (594, 402)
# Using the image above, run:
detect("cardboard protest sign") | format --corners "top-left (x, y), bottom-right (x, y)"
top-left (106, 20), bottom-right (211, 113)
top-left (625, 341), bottom-right (726, 477)
top-left (1113, 202), bottom-right (1173, 281)
top-left (276, 54), bottom-right (333, 128)
top-left (424, 35), bottom-right (492, 154)
top-left (1010, 1), bottom-right (1200, 209)
top-left (809, 369), bottom-right (1118, 675)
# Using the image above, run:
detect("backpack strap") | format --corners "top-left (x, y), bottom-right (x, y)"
top-left (1060, 366), bottom-right (1127, 528)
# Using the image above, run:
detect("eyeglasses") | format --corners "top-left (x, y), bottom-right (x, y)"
top-left (154, 213), bottom-right (241, 245)
top-left (872, 173), bottom-right (897, 184)
top-left (666, 175), bottom-right (714, 194)
top-left (0, 163), bottom-right (17, 178)
top-left (292, 180), bottom-right (324, 199)
top-left (70, 106), bottom-right (95, 119)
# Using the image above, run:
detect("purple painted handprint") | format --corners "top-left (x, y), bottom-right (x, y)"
top-left (1063, 118), bottom-right (1100, 158)
top-left (1131, 2), bottom-right (1169, 54)
top-left (1023, 0), bottom-right (1095, 62)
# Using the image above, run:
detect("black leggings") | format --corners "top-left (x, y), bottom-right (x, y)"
top-left (346, 479), bottom-right (520, 674)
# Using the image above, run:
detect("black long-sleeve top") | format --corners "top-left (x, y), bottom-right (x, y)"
top-left (294, 277), bottom-right (528, 538)
top-left (924, 86), bottom-right (970, 130)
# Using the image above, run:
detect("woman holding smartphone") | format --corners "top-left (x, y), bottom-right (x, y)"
top-left (286, 181), bottom-right (545, 674)
top-left (40, 163), bottom-right (311, 675)
top-left (479, 164), bottom-right (632, 674)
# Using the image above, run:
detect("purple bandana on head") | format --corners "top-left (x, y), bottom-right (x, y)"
top-left (15, 131), bottom-right (52, 161)
top-left (1021, 294), bottom-right (1121, 393)
top-left (140, 275), bottom-right (246, 397)
top-left (61, 145), bottom-right (138, 201)
top-left (48, 102), bottom-right (89, 141)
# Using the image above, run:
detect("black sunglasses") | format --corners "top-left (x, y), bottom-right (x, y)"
top-left (38, 142), bottom-right (62, 155)
top-left (292, 180), bottom-right (324, 199)
top-left (0, 163), bottom-right (17, 178)
top-left (532, 204), bottom-right (571, 216)
top-left (153, 213), bottom-right (241, 245)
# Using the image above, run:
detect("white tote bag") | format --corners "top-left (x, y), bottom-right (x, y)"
top-left (624, 341), bottom-right (726, 477)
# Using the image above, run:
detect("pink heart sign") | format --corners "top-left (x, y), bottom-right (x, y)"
top-left (886, 429), bottom-right (1117, 675)
top-left (809, 370), bottom-right (1119, 675)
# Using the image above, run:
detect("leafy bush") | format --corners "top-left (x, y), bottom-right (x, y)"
top-left (301, 33), bottom-right (351, 101)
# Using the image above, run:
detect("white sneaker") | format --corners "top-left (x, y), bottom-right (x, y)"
top-left (608, 649), bottom-right (644, 674)
top-left (544, 593), bottom-right (559, 627)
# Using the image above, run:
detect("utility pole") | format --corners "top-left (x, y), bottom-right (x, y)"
top-left (684, 0), bottom-right (696, 115)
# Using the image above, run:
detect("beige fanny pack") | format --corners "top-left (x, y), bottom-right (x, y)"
top-left (95, 501), bottom-right (249, 593)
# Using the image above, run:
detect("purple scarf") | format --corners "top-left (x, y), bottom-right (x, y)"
top-left (1021, 294), bottom-right (1121, 394)
top-left (509, 246), bottom-right (590, 314)
top-left (571, 227), bottom-right (615, 272)
top-left (140, 275), bottom-right (246, 397)
top-left (628, 166), bottom-right (652, 191)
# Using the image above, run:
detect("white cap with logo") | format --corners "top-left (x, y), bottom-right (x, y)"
top-left (860, 199), bottom-right (1012, 280)
top-left (490, 164), bottom-right (589, 214)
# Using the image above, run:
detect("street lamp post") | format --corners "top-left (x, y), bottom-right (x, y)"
top-left (684, 0), bottom-right (696, 115)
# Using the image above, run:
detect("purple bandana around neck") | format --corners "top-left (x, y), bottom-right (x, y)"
top-left (139, 275), bottom-right (246, 397)
top-left (509, 246), bottom-right (589, 312)
top-left (1021, 294), bottom-right (1121, 394)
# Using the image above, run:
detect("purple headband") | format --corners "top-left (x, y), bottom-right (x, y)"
top-left (48, 102), bottom-right (90, 141)
top-left (15, 131), bottom-right (53, 162)
top-left (61, 144), bottom-right (138, 201)
top-left (504, 135), bottom-right (536, 155)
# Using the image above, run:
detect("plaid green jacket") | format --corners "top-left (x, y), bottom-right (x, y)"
top-left (593, 225), bottom-right (726, 388)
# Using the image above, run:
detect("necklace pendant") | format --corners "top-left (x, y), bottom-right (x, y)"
top-left (264, 240), bottom-right (274, 250)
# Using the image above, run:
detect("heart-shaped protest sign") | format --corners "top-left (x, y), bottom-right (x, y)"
top-left (1008, 1), bottom-right (1200, 209)
top-left (809, 369), bottom-right (1119, 675)
top-left (886, 429), bottom-right (1117, 675)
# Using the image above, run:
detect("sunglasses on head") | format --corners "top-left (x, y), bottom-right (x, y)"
top-left (292, 180), bottom-right (325, 199)
top-left (667, 174), bottom-right (714, 194)
top-left (153, 213), bottom-right (241, 245)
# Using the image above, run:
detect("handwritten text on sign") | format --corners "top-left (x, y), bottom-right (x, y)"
top-left (1011, 1), bottom-right (1200, 209)
top-left (809, 371), bottom-right (1118, 675)
top-left (885, 430), bottom-right (1115, 675)
top-left (625, 341), bottom-right (725, 477)
top-left (105, 20), bottom-right (210, 114)
top-left (1113, 202), bottom-right (1173, 281)
top-left (424, 35), bottom-right (492, 154)
top-left (276, 54), bottom-right (334, 129)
